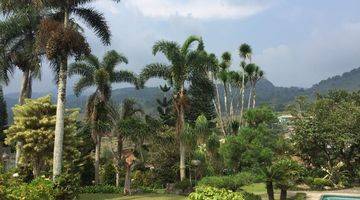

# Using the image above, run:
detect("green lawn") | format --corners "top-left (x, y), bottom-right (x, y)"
top-left (79, 193), bottom-right (186, 200)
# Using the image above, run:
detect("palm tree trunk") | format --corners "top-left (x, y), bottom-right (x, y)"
top-left (266, 180), bottom-right (275, 200)
top-left (280, 188), bottom-right (287, 200)
top-left (229, 85), bottom-right (234, 118)
top-left (15, 70), bottom-right (31, 167)
top-left (94, 134), bottom-right (101, 185)
top-left (213, 79), bottom-right (226, 135)
top-left (223, 82), bottom-right (228, 116)
top-left (240, 70), bottom-right (246, 125)
top-left (247, 85), bottom-right (253, 109)
top-left (53, 10), bottom-right (69, 180)
top-left (252, 88), bottom-right (256, 108)
top-left (124, 163), bottom-right (131, 195)
top-left (177, 88), bottom-right (186, 181)
top-left (115, 135), bottom-right (123, 187)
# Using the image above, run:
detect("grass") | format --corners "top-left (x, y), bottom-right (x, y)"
top-left (79, 193), bottom-right (186, 200)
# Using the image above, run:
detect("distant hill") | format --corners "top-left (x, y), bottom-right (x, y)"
top-left (5, 67), bottom-right (360, 119)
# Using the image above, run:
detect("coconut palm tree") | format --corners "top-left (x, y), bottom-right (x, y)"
top-left (34, 0), bottom-right (119, 179)
top-left (140, 35), bottom-right (203, 181)
top-left (69, 50), bottom-right (137, 184)
top-left (218, 52), bottom-right (232, 117)
top-left (239, 43), bottom-right (252, 124)
top-left (0, 2), bottom-right (43, 166)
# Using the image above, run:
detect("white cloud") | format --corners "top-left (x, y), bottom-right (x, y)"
top-left (123, 0), bottom-right (268, 20)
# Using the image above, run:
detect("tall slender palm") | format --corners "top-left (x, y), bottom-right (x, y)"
top-left (35, 0), bottom-right (118, 179)
top-left (0, 2), bottom-right (43, 166)
top-left (140, 35), bottom-right (203, 181)
top-left (239, 44), bottom-right (252, 124)
top-left (69, 50), bottom-right (137, 184)
top-left (228, 70), bottom-right (248, 118)
top-left (218, 52), bottom-right (232, 117)
top-left (251, 66), bottom-right (264, 108)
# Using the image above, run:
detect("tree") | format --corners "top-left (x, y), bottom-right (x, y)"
top-left (0, 1), bottom-right (43, 167)
top-left (140, 35), bottom-right (203, 181)
top-left (34, 0), bottom-right (119, 180)
top-left (291, 90), bottom-right (360, 185)
top-left (217, 52), bottom-right (231, 117)
top-left (228, 70), bottom-right (247, 121)
top-left (0, 85), bottom-right (7, 164)
top-left (239, 44), bottom-right (252, 124)
top-left (107, 99), bottom-right (143, 188)
top-left (244, 63), bottom-right (264, 109)
top-left (5, 96), bottom-right (80, 177)
top-left (69, 50), bottom-right (137, 184)
top-left (157, 84), bottom-right (175, 126)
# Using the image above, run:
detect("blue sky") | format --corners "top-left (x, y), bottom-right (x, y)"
top-left (4, 0), bottom-right (360, 94)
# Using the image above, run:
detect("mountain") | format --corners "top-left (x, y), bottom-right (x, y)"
top-left (4, 67), bottom-right (360, 119)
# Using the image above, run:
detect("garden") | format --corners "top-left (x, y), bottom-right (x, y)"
top-left (0, 0), bottom-right (359, 200)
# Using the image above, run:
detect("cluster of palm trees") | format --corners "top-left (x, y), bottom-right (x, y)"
top-left (0, 0), bottom-right (264, 185)
top-left (211, 44), bottom-right (264, 135)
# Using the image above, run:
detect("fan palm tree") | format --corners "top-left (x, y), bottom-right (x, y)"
top-left (34, 0), bottom-right (119, 179)
top-left (239, 43), bottom-right (252, 123)
top-left (140, 35), bottom-right (203, 181)
top-left (69, 50), bottom-right (137, 184)
top-left (0, 2), bottom-right (43, 167)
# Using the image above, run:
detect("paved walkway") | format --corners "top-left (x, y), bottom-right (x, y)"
top-left (297, 188), bottom-right (360, 200)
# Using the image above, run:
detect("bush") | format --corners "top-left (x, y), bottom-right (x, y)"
top-left (241, 191), bottom-right (262, 200)
top-left (6, 177), bottom-right (54, 200)
top-left (198, 172), bottom-right (256, 191)
top-left (80, 185), bottom-right (123, 194)
top-left (174, 179), bottom-right (192, 191)
top-left (53, 173), bottom-right (80, 200)
top-left (189, 186), bottom-right (244, 200)
top-left (103, 162), bottom-right (116, 185)
top-left (311, 178), bottom-right (332, 190)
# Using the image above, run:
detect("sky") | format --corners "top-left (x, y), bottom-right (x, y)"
top-left (4, 0), bottom-right (360, 94)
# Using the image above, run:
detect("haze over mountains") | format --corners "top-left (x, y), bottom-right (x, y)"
top-left (5, 67), bottom-right (360, 118)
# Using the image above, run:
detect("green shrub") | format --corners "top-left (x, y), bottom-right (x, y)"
top-left (198, 172), bottom-right (256, 191)
top-left (103, 162), bottom-right (116, 185)
top-left (6, 177), bottom-right (54, 200)
top-left (53, 173), bottom-right (80, 200)
top-left (241, 191), bottom-right (262, 200)
top-left (189, 186), bottom-right (244, 200)
top-left (311, 178), bottom-right (332, 190)
top-left (80, 185), bottom-right (123, 194)
top-left (174, 179), bottom-right (192, 191)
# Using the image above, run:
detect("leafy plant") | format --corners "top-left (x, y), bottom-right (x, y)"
top-left (189, 186), bottom-right (245, 200)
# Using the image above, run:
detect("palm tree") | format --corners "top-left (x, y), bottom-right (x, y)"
top-left (107, 99), bottom-right (143, 189)
top-left (217, 52), bottom-right (232, 117)
top-left (244, 63), bottom-right (264, 109)
top-left (0, 2), bottom-right (42, 167)
top-left (140, 35), bottom-right (203, 181)
top-left (69, 50), bottom-right (137, 184)
top-left (251, 66), bottom-right (264, 108)
top-left (239, 43), bottom-right (252, 124)
top-left (228, 70), bottom-right (248, 119)
top-left (35, 0), bottom-right (119, 180)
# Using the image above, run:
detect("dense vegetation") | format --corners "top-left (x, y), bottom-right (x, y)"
top-left (0, 1), bottom-right (359, 200)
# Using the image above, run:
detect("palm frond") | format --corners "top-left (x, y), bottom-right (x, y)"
top-left (73, 76), bottom-right (94, 96)
top-left (111, 70), bottom-right (137, 85)
top-left (239, 43), bottom-right (252, 60)
top-left (102, 50), bottom-right (128, 72)
top-left (140, 63), bottom-right (171, 83)
top-left (181, 35), bottom-right (202, 54)
top-left (72, 7), bottom-right (111, 45)
top-left (68, 62), bottom-right (94, 77)
top-left (152, 40), bottom-right (181, 60)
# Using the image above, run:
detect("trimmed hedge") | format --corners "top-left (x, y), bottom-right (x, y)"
top-left (189, 186), bottom-right (245, 200)
top-left (197, 172), bottom-right (256, 191)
